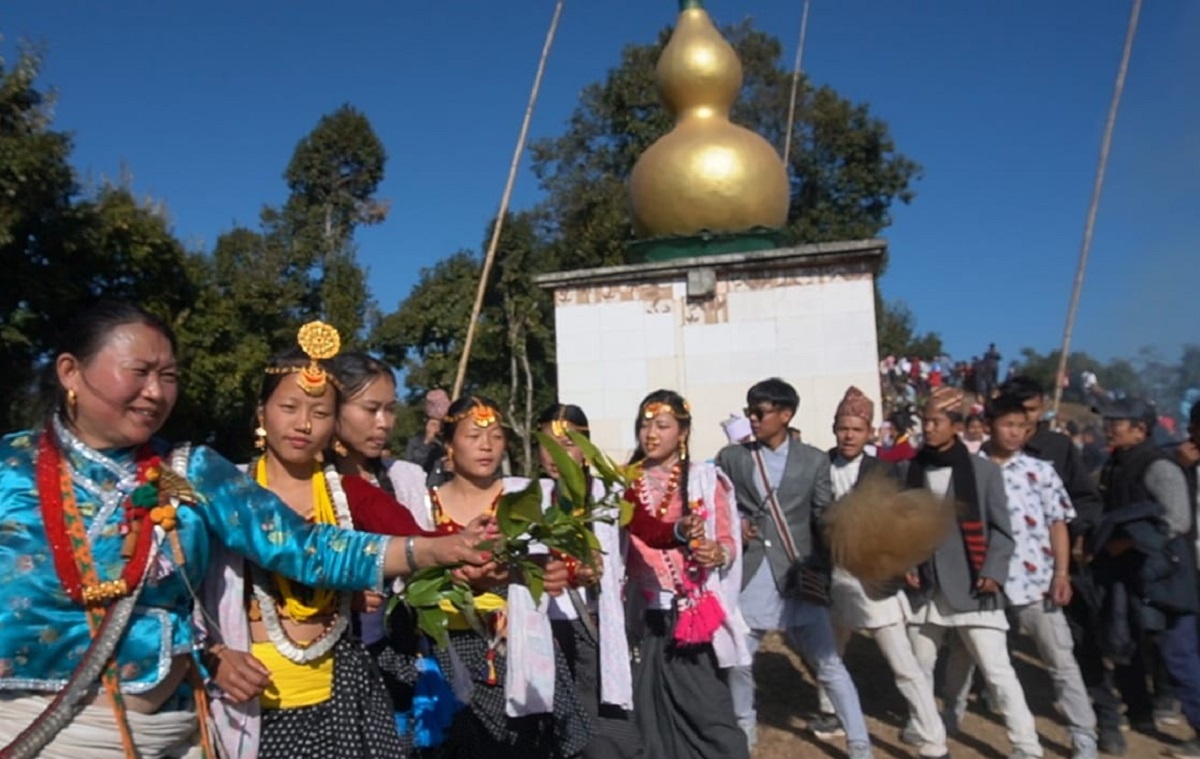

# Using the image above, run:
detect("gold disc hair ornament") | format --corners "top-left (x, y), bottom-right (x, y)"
top-left (265, 321), bottom-right (343, 397)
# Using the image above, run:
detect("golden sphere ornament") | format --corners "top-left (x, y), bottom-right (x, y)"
top-left (629, 0), bottom-right (790, 240)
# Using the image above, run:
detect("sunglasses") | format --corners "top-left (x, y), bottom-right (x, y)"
top-left (744, 405), bottom-right (777, 420)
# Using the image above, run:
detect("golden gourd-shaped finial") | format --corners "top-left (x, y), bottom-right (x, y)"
top-left (629, 0), bottom-right (790, 240)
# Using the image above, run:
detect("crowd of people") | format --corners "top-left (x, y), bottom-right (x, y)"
top-left (2, 299), bottom-right (1200, 759)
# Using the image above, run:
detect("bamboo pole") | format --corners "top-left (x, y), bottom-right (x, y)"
top-left (781, 0), bottom-right (812, 166)
top-left (453, 0), bottom-right (565, 398)
top-left (1051, 0), bottom-right (1141, 422)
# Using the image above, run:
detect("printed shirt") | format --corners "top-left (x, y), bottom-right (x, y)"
top-left (989, 450), bottom-right (1075, 606)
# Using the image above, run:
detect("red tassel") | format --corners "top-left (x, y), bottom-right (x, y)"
top-left (673, 590), bottom-right (725, 645)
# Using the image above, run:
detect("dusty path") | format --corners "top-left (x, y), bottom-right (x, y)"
top-left (751, 632), bottom-right (1190, 758)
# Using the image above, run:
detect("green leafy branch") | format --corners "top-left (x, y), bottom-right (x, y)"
top-left (393, 432), bottom-right (642, 647)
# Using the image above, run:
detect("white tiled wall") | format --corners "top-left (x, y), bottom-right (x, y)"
top-left (552, 268), bottom-right (881, 462)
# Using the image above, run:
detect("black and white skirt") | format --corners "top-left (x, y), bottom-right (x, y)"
top-left (423, 629), bottom-right (593, 759)
top-left (552, 617), bottom-right (643, 759)
top-left (258, 635), bottom-right (406, 759)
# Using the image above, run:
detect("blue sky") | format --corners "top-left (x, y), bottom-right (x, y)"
top-left (3, 0), bottom-right (1195, 366)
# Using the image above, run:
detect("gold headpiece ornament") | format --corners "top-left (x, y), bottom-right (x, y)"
top-left (642, 400), bottom-right (691, 421)
top-left (265, 321), bottom-right (342, 397)
top-left (550, 407), bottom-right (589, 439)
top-left (445, 397), bottom-right (502, 428)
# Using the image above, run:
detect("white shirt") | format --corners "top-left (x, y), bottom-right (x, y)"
top-left (830, 453), bottom-right (863, 499)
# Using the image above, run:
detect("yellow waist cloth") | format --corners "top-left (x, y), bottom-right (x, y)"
top-left (443, 592), bottom-right (506, 631)
top-left (251, 640), bottom-right (334, 710)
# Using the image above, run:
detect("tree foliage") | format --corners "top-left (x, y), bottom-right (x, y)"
top-left (168, 108), bottom-right (388, 458)
top-left (278, 105), bottom-right (388, 344)
top-left (0, 46), bottom-right (194, 430)
top-left (0, 47), bottom-right (383, 455)
top-left (876, 298), bottom-right (943, 360)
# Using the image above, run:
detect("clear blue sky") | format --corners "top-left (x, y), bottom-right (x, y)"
top-left (3, 0), bottom-right (1195, 366)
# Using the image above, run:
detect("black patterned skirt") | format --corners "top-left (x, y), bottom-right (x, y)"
top-left (552, 618), bottom-right (644, 759)
top-left (258, 635), bottom-right (407, 759)
top-left (422, 629), bottom-right (594, 759)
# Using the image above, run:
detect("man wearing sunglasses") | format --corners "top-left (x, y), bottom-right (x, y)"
top-left (718, 378), bottom-right (873, 759)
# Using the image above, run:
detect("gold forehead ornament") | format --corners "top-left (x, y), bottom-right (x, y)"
top-left (550, 418), bottom-right (589, 438)
top-left (642, 401), bottom-right (691, 421)
top-left (445, 399), bottom-right (501, 428)
top-left (265, 320), bottom-right (342, 396)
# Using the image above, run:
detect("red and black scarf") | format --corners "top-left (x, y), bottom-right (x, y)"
top-left (906, 438), bottom-right (986, 578)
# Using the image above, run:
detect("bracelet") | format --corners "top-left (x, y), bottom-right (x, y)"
top-left (405, 536), bottom-right (419, 572)
top-left (207, 643), bottom-right (227, 660)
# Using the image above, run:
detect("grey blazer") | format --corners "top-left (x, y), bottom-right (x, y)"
top-left (716, 440), bottom-right (833, 592)
top-left (906, 456), bottom-right (1015, 614)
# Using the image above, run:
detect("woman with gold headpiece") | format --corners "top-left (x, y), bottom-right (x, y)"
top-left (536, 402), bottom-right (707, 759)
top-left (624, 389), bottom-right (750, 759)
top-left (0, 301), bottom-right (490, 759)
top-left (197, 326), bottom-right (491, 759)
top-left (397, 395), bottom-right (592, 758)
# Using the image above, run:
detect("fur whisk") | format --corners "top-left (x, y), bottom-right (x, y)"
top-left (823, 472), bottom-right (954, 596)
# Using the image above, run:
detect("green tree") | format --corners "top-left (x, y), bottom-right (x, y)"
top-left (0, 45), bottom-right (199, 430)
top-left (280, 104), bottom-right (388, 343)
top-left (1, 45), bottom-right (80, 429)
top-left (876, 299), bottom-right (943, 359)
top-left (166, 224), bottom-right (315, 457)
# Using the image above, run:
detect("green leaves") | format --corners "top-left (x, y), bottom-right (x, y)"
top-left (496, 479), bottom-right (546, 540)
top-left (392, 567), bottom-right (478, 648)
top-left (534, 432), bottom-right (587, 507)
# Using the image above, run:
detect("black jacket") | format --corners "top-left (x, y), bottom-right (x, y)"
top-left (1088, 501), bottom-right (1198, 662)
top-left (1024, 424), bottom-right (1103, 540)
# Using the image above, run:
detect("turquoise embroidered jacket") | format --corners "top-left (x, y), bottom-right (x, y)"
top-left (0, 429), bottom-right (389, 694)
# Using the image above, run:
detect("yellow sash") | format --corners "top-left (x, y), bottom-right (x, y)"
top-left (254, 458), bottom-right (338, 619)
top-left (443, 592), bottom-right (507, 631)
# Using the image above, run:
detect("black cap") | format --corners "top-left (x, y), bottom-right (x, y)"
top-left (1093, 397), bottom-right (1156, 424)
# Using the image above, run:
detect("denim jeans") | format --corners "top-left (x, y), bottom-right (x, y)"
top-left (727, 598), bottom-right (869, 747)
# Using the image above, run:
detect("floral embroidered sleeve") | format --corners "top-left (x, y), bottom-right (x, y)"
top-left (713, 474), bottom-right (737, 563)
top-left (189, 446), bottom-right (391, 592)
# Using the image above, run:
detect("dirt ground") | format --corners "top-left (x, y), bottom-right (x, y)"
top-left (752, 631), bottom-right (1191, 759)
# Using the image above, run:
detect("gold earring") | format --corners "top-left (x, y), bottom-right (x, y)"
top-left (66, 389), bottom-right (78, 419)
top-left (680, 439), bottom-right (688, 460)
top-left (254, 416), bottom-right (267, 450)
top-left (332, 439), bottom-right (348, 457)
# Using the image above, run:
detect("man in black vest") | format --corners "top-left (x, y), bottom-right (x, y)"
top-left (1092, 398), bottom-right (1200, 759)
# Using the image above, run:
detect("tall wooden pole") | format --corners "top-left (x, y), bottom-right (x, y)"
top-left (1051, 0), bottom-right (1141, 422)
top-left (782, 0), bottom-right (812, 166)
top-left (453, 0), bottom-right (565, 398)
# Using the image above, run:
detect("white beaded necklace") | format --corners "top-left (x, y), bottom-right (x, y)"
top-left (253, 460), bottom-right (354, 664)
